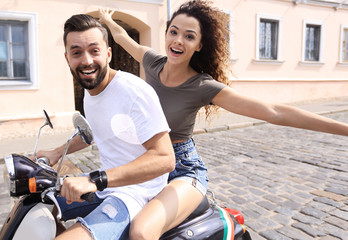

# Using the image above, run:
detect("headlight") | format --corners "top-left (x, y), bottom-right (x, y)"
top-left (4, 155), bottom-right (15, 178)
top-left (3, 155), bottom-right (14, 194)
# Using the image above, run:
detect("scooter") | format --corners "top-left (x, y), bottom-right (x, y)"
top-left (0, 110), bottom-right (251, 240)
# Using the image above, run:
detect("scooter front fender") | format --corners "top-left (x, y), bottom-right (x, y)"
top-left (0, 195), bottom-right (56, 240)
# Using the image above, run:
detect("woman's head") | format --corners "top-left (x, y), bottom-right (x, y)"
top-left (167, 0), bottom-right (230, 81)
top-left (167, 0), bottom-right (231, 116)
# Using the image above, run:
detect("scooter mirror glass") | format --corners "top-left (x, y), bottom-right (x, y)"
top-left (43, 109), bottom-right (53, 129)
top-left (72, 113), bottom-right (93, 145)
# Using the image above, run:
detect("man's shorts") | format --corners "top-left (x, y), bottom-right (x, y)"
top-left (57, 195), bottom-right (130, 240)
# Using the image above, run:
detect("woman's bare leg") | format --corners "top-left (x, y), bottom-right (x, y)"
top-left (55, 222), bottom-right (92, 240)
top-left (129, 179), bottom-right (204, 240)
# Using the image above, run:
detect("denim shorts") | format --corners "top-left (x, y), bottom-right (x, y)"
top-left (57, 195), bottom-right (130, 240)
top-left (169, 138), bottom-right (208, 195)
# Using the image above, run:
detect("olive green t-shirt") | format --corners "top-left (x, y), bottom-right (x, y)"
top-left (143, 50), bottom-right (226, 141)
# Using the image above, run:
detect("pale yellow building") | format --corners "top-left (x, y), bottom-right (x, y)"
top-left (1, 0), bottom-right (348, 137)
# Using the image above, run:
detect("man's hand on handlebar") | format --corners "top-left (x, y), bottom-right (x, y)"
top-left (60, 176), bottom-right (97, 204)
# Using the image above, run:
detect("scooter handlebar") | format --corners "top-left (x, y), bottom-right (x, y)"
top-left (80, 192), bottom-right (96, 202)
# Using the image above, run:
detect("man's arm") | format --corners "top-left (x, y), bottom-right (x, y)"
top-left (35, 135), bottom-right (90, 166)
top-left (106, 131), bottom-right (175, 186)
top-left (60, 131), bottom-right (175, 203)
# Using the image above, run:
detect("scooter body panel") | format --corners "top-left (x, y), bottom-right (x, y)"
top-left (13, 202), bottom-right (56, 240)
top-left (0, 195), bottom-right (56, 240)
top-left (161, 206), bottom-right (234, 240)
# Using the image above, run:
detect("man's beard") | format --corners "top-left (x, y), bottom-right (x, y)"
top-left (71, 64), bottom-right (108, 90)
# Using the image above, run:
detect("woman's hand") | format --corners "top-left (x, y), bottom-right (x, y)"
top-left (98, 8), bottom-right (115, 25)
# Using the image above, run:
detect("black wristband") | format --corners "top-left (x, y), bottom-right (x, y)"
top-left (89, 170), bottom-right (107, 191)
top-left (100, 170), bottom-right (108, 190)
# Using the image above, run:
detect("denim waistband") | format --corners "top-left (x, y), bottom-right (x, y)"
top-left (172, 138), bottom-right (195, 149)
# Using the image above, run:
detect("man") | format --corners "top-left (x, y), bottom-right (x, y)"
top-left (37, 14), bottom-right (175, 239)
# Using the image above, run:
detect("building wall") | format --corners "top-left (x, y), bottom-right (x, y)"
top-left (1, 0), bottom-right (347, 137)
top-left (0, 0), bottom-right (167, 137)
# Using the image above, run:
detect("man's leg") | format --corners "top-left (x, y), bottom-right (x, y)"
top-left (56, 196), bottom-right (130, 240)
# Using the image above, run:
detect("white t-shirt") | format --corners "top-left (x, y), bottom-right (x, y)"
top-left (83, 70), bottom-right (170, 219)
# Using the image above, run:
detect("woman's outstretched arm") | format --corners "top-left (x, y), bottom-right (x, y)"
top-left (213, 87), bottom-right (348, 136)
top-left (98, 8), bottom-right (150, 63)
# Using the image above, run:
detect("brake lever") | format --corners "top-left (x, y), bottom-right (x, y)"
top-left (44, 190), bottom-right (62, 220)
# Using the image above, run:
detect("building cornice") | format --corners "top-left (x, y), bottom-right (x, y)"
top-left (291, 0), bottom-right (348, 10)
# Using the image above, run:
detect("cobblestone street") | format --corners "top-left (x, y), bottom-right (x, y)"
top-left (1, 111), bottom-right (348, 239)
top-left (194, 112), bottom-right (348, 239)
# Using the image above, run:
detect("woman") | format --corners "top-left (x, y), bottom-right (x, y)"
top-left (99, 1), bottom-right (348, 239)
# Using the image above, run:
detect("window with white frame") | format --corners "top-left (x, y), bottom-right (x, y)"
top-left (341, 25), bottom-right (348, 63)
top-left (0, 11), bottom-right (38, 89)
top-left (0, 21), bottom-right (28, 79)
top-left (302, 20), bottom-right (324, 62)
top-left (223, 10), bottom-right (235, 61)
top-left (256, 14), bottom-right (282, 61)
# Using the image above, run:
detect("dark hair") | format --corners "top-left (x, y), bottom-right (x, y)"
top-left (167, 0), bottom-right (231, 117)
top-left (63, 14), bottom-right (109, 47)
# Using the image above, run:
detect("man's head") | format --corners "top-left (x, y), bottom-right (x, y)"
top-left (63, 14), bottom-right (109, 48)
top-left (64, 14), bottom-right (111, 91)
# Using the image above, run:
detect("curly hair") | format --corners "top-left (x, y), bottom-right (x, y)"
top-left (166, 0), bottom-right (232, 118)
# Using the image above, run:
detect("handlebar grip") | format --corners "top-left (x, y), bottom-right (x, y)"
top-left (37, 157), bottom-right (50, 166)
top-left (80, 192), bottom-right (96, 202)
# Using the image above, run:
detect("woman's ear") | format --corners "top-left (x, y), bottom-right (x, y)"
top-left (196, 43), bottom-right (203, 52)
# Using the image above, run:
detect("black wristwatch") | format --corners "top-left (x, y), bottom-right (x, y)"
top-left (89, 170), bottom-right (108, 191)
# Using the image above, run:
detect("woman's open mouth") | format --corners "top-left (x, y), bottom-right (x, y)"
top-left (170, 47), bottom-right (183, 55)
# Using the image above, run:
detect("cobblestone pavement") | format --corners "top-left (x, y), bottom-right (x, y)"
top-left (1, 112), bottom-right (348, 239)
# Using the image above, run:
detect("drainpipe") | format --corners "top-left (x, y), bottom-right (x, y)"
top-left (167, 0), bottom-right (172, 20)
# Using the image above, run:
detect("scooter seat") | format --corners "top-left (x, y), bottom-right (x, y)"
top-left (185, 196), bottom-right (210, 221)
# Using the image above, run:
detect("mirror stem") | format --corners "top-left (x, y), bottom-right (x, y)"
top-left (55, 129), bottom-right (79, 191)
top-left (33, 124), bottom-right (46, 162)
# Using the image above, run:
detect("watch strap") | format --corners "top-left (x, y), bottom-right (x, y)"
top-left (89, 170), bottom-right (107, 191)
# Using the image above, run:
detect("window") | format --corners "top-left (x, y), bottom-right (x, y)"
top-left (259, 19), bottom-right (278, 59)
top-left (256, 14), bottom-right (282, 62)
top-left (302, 20), bottom-right (324, 63)
top-left (0, 21), bottom-right (28, 80)
top-left (0, 11), bottom-right (38, 90)
top-left (223, 10), bottom-right (235, 62)
top-left (305, 25), bottom-right (321, 61)
top-left (340, 25), bottom-right (348, 63)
